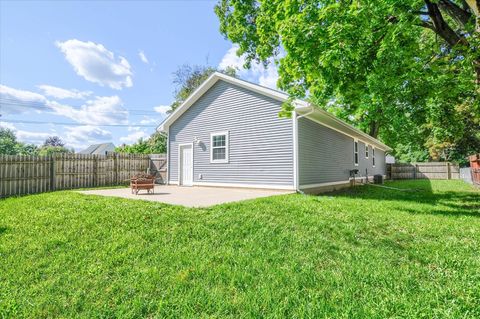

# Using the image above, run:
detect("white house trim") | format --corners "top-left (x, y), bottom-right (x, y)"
top-left (292, 111), bottom-right (298, 191)
top-left (354, 139), bottom-right (359, 167)
top-left (192, 181), bottom-right (296, 190)
top-left (157, 72), bottom-right (308, 132)
top-left (166, 125), bottom-right (170, 183)
top-left (300, 180), bottom-right (351, 189)
top-left (210, 131), bottom-right (229, 164)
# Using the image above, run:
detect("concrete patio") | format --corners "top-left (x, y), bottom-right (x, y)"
top-left (79, 185), bottom-right (292, 207)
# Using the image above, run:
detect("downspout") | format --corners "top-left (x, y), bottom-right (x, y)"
top-left (294, 105), bottom-right (315, 193)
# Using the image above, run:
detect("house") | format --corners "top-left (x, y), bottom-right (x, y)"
top-left (78, 143), bottom-right (116, 155)
top-left (386, 155), bottom-right (396, 164)
top-left (158, 72), bottom-right (391, 193)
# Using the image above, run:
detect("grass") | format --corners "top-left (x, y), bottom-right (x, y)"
top-left (0, 180), bottom-right (479, 318)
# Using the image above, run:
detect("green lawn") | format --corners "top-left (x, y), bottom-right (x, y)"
top-left (1, 180), bottom-right (479, 318)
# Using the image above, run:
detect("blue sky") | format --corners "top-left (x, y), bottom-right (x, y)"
top-left (0, 0), bottom-right (278, 151)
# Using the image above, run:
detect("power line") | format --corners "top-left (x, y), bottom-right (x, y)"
top-left (0, 119), bottom-right (158, 128)
top-left (0, 98), bottom-right (165, 115)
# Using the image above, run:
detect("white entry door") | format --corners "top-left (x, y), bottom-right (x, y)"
top-left (179, 144), bottom-right (193, 186)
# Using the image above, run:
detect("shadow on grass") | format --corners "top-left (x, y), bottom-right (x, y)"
top-left (0, 226), bottom-right (8, 236)
top-left (326, 180), bottom-right (480, 218)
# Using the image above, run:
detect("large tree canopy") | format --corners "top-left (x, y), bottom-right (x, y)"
top-left (215, 0), bottom-right (480, 163)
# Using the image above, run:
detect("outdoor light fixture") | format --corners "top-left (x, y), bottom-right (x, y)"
top-left (193, 136), bottom-right (201, 145)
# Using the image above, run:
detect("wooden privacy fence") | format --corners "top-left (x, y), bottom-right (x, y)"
top-left (387, 162), bottom-right (460, 180)
top-left (0, 153), bottom-right (150, 198)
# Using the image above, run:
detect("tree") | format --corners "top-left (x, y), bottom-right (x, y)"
top-left (37, 136), bottom-right (71, 155)
top-left (169, 64), bottom-right (237, 113)
top-left (43, 136), bottom-right (65, 147)
top-left (0, 128), bottom-right (38, 155)
top-left (0, 128), bottom-right (18, 155)
top-left (215, 0), bottom-right (480, 163)
top-left (115, 132), bottom-right (167, 154)
top-left (37, 146), bottom-right (72, 156)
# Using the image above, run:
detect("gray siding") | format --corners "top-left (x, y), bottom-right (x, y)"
top-left (298, 118), bottom-right (354, 185)
top-left (169, 80), bottom-right (294, 187)
top-left (357, 142), bottom-right (386, 178)
top-left (298, 118), bottom-right (386, 186)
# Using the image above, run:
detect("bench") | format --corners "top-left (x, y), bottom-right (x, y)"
top-left (130, 174), bottom-right (155, 195)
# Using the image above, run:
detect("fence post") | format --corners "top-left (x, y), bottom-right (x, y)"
top-left (113, 153), bottom-right (118, 185)
top-left (93, 155), bottom-right (98, 187)
top-left (447, 162), bottom-right (451, 180)
top-left (50, 155), bottom-right (56, 191)
top-left (414, 164), bottom-right (417, 179)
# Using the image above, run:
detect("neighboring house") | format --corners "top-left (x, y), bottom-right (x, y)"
top-left (158, 72), bottom-right (391, 193)
top-left (78, 143), bottom-right (116, 155)
top-left (386, 155), bottom-right (396, 164)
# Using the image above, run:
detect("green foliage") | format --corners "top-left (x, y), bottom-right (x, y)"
top-left (115, 131), bottom-right (167, 154)
top-left (0, 128), bottom-right (38, 155)
top-left (37, 145), bottom-right (72, 156)
top-left (215, 0), bottom-right (480, 163)
top-left (0, 180), bottom-right (479, 317)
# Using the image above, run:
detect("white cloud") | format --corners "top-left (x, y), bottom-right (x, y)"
top-left (0, 121), bottom-right (52, 145)
top-left (48, 95), bottom-right (128, 125)
top-left (60, 125), bottom-right (112, 150)
top-left (0, 121), bottom-right (16, 130)
top-left (120, 129), bottom-right (149, 143)
top-left (154, 105), bottom-right (170, 115)
top-left (139, 117), bottom-right (157, 125)
top-left (56, 39), bottom-right (133, 90)
top-left (37, 85), bottom-right (92, 100)
top-left (138, 50), bottom-right (149, 64)
top-left (1, 84), bottom-right (128, 126)
top-left (0, 84), bottom-right (48, 114)
top-left (65, 125), bottom-right (111, 143)
top-left (219, 45), bottom-right (279, 89)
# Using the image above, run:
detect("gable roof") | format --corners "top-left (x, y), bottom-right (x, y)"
top-left (157, 72), bottom-right (391, 151)
top-left (78, 143), bottom-right (116, 155)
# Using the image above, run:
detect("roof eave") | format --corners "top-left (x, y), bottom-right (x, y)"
top-left (296, 105), bottom-right (392, 152)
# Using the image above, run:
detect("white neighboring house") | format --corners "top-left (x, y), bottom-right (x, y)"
top-left (386, 155), bottom-right (396, 164)
top-left (158, 72), bottom-right (391, 193)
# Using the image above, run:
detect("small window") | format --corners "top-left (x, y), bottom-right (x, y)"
top-left (210, 131), bottom-right (229, 163)
top-left (354, 140), bottom-right (359, 166)
top-left (365, 145), bottom-right (369, 159)
top-left (372, 148), bottom-right (376, 167)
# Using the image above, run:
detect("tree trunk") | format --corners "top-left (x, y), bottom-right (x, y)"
top-left (368, 121), bottom-right (380, 138)
top-left (466, 1), bottom-right (480, 85)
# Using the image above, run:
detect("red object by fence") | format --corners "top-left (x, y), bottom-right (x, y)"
top-left (469, 154), bottom-right (480, 186)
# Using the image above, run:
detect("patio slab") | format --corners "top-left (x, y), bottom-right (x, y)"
top-left (79, 185), bottom-right (293, 207)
